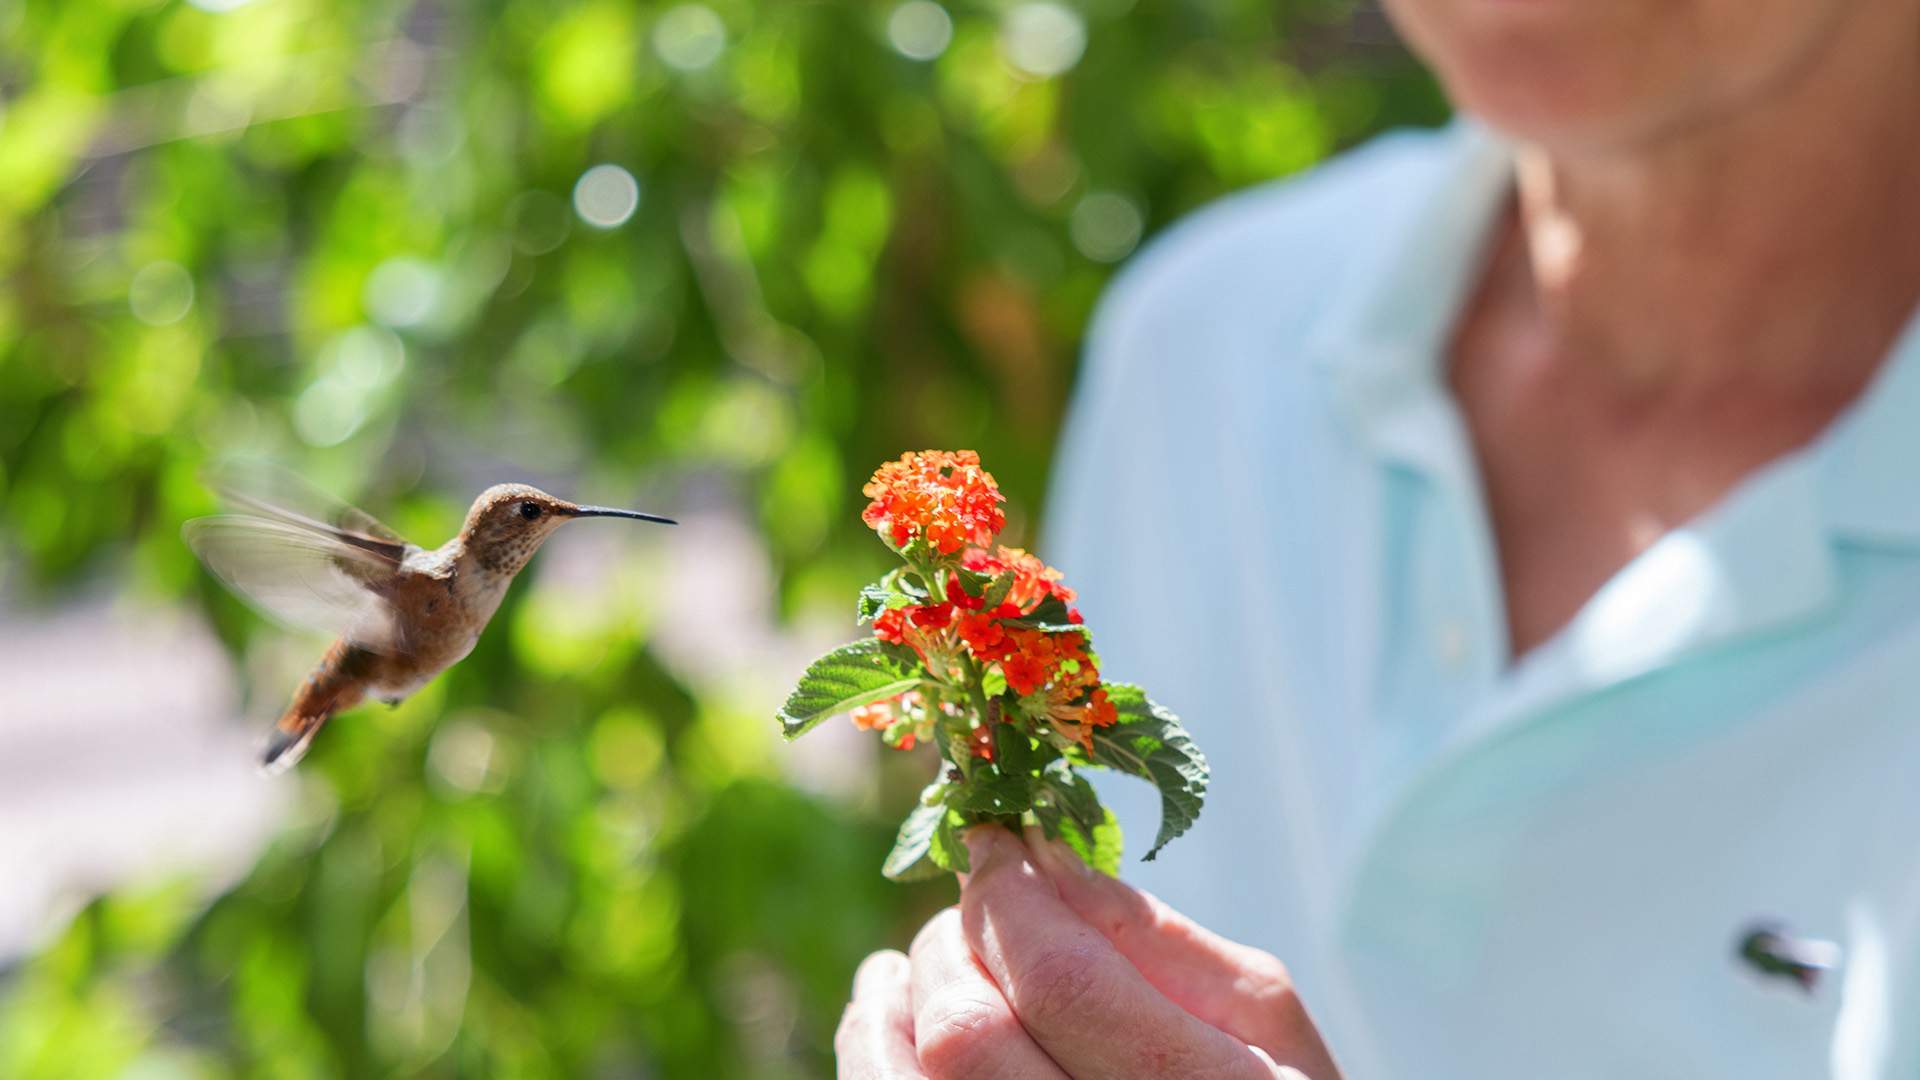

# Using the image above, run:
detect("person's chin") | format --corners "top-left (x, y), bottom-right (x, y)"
top-left (1437, 50), bottom-right (1668, 152)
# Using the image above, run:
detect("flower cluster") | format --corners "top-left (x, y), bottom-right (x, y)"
top-left (778, 448), bottom-right (1207, 881)
top-left (861, 449), bottom-right (1007, 555)
top-left (856, 451), bottom-right (1115, 754)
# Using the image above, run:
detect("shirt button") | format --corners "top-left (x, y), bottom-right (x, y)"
top-left (1435, 619), bottom-right (1471, 669)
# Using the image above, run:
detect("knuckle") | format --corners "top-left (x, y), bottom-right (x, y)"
top-left (833, 1005), bottom-right (864, 1059)
top-left (1011, 943), bottom-right (1111, 1029)
top-left (1241, 951), bottom-right (1295, 998)
top-left (915, 995), bottom-right (1015, 1077)
top-left (855, 948), bottom-right (909, 990)
top-left (910, 907), bottom-right (963, 957)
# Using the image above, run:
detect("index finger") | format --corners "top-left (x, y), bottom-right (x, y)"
top-left (958, 828), bottom-right (1273, 1079)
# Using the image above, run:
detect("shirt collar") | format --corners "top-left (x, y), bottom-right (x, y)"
top-left (1307, 116), bottom-right (1920, 553)
top-left (1814, 312), bottom-right (1920, 548)
top-left (1305, 118), bottom-right (1513, 480)
top-left (1302, 116), bottom-right (1920, 695)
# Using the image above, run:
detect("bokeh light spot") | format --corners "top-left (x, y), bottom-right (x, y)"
top-left (1069, 190), bottom-right (1144, 262)
top-left (1000, 2), bottom-right (1086, 78)
top-left (653, 4), bottom-right (727, 72)
top-left (294, 327), bottom-right (406, 447)
top-left (364, 257), bottom-right (444, 329)
top-left (888, 1), bottom-right (953, 61)
top-left (572, 164), bottom-right (641, 229)
top-left (429, 719), bottom-right (505, 796)
top-left (396, 105), bottom-right (466, 164)
top-left (128, 262), bottom-right (195, 327)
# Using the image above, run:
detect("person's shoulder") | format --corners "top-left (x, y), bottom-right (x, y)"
top-left (1088, 124), bottom-right (1465, 351)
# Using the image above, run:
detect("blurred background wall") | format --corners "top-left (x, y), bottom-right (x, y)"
top-left (0, 0), bottom-right (1442, 1075)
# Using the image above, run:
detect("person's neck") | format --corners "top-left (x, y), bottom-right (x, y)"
top-left (1505, 13), bottom-right (1920, 400)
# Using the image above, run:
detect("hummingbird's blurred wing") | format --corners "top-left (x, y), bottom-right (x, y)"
top-left (186, 464), bottom-right (428, 651)
top-left (183, 514), bottom-right (412, 655)
top-left (205, 461), bottom-right (414, 557)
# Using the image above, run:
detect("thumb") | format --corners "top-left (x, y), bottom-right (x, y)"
top-left (1023, 827), bottom-right (1340, 1077)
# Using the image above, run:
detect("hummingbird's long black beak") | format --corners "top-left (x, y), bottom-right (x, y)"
top-left (567, 505), bottom-right (678, 525)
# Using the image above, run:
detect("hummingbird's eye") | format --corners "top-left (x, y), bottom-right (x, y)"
top-left (518, 501), bottom-right (542, 521)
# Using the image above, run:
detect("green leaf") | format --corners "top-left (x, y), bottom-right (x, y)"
top-left (951, 566), bottom-right (990, 598)
top-left (856, 581), bottom-right (892, 623)
top-left (980, 666), bottom-right (1008, 698)
top-left (980, 570), bottom-right (1015, 610)
top-left (992, 724), bottom-right (1041, 779)
top-left (776, 639), bottom-right (922, 739)
top-left (950, 767), bottom-right (1031, 816)
top-left (930, 808), bottom-right (970, 874)
top-left (1034, 761), bottom-right (1123, 875)
top-left (1069, 806), bottom-right (1125, 876)
top-left (1017, 594), bottom-right (1074, 626)
top-left (856, 570), bottom-right (920, 624)
top-left (883, 798), bottom-right (948, 881)
top-left (1036, 760), bottom-right (1100, 827)
top-left (1008, 594), bottom-right (1089, 641)
top-left (1087, 684), bottom-right (1208, 861)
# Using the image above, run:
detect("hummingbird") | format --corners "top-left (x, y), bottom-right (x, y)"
top-left (183, 466), bottom-right (675, 773)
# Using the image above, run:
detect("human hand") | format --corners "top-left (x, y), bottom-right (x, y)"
top-left (836, 827), bottom-right (1340, 1079)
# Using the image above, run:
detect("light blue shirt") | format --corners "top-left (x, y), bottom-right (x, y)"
top-left (1047, 120), bottom-right (1920, 1079)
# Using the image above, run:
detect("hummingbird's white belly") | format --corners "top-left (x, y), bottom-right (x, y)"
top-left (367, 627), bottom-right (483, 701)
top-left (369, 665), bottom-right (441, 701)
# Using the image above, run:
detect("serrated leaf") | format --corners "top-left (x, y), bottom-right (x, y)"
top-left (883, 798), bottom-right (948, 881)
top-left (992, 724), bottom-right (1040, 778)
top-left (1034, 761), bottom-right (1123, 875)
top-left (1088, 684), bottom-right (1207, 860)
top-left (1036, 759), bottom-right (1100, 823)
top-left (1069, 805), bottom-right (1124, 876)
top-left (856, 581), bottom-right (892, 623)
top-left (776, 639), bottom-right (923, 739)
top-left (950, 767), bottom-right (1031, 816)
top-left (930, 808), bottom-right (970, 873)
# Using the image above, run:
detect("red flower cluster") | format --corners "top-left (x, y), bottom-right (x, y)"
top-left (861, 450), bottom-right (1007, 555)
top-left (957, 546), bottom-right (1080, 623)
top-left (866, 545), bottom-right (1117, 752)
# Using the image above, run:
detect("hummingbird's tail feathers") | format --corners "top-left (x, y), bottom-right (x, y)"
top-left (259, 713), bottom-right (327, 775)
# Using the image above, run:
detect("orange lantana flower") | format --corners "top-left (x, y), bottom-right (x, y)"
top-left (995, 626), bottom-right (1089, 696)
top-left (955, 611), bottom-right (1013, 662)
top-left (962, 546), bottom-right (1077, 616)
top-left (1042, 682), bottom-right (1118, 752)
top-left (850, 691), bottom-right (922, 751)
top-left (862, 450), bottom-right (1007, 556)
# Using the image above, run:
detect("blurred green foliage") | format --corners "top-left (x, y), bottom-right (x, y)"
top-left (0, 0), bottom-right (1441, 1075)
